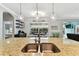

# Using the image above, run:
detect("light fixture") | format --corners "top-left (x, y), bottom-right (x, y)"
top-left (19, 16), bottom-right (23, 20)
top-left (19, 3), bottom-right (23, 20)
top-left (36, 3), bottom-right (39, 19)
top-left (31, 11), bottom-right (45, 17)
top-left (51, 16), bottom-right (55, 19)
top-left (51, 3), bottom-right (55, 20)
top-left (31, 3), bottom-right (46, 18)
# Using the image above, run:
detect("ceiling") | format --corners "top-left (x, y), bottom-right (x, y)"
top-left (2, 3), bottom-right (79, 19)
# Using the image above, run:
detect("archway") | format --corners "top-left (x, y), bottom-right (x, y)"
top-left (3, 12), bottom-right (14, 39)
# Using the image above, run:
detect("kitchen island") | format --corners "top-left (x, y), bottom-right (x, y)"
top-left (0, 37), bottom-right (79, 56)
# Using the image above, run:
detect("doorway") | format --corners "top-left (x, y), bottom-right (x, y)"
top-left (3, 12), bottom-right (14, 39)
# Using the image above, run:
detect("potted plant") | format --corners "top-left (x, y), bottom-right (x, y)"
top-left (52, 32), bottom-right (59, 38)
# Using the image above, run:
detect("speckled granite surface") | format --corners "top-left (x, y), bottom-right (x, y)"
top-left (0, 37), bottom-right (79, 56)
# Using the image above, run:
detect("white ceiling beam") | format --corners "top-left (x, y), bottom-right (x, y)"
top-left (0, 3), bottom-right (17, 16)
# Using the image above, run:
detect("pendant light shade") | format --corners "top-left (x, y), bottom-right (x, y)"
top-left (51, 16), bottom-right (55, 19)
top-left (19, 3), bottom-right (23, 20)
top-left (36, 3), bottom-right (39, 19)
top-left (31, 3), bottom-right (45, 18)
top-left (51, 3), bottom-right (55, 20)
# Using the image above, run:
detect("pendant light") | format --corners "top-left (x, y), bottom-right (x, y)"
top-left (31, 3), bottom-right (45, 18)
top-left (19, 3), bottom-right (23, 20)
top-left (36, 3), bottom-right (39, 19)
top-left (51, 3), bottom-right (55, 19)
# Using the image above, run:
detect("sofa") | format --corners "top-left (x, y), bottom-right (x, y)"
top-left (15, 30), bottom-right (26, 37)
top-left (67, 33), bottom-right (79, 41)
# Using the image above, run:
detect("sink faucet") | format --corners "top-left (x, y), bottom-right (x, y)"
top-left (38, 33), bottom-right (40, 44)
top-left (34, 35), bottom-right (40, 44)
top-left (34, 32), bottom-right (41, 44)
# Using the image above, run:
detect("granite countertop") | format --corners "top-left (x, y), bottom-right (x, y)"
top-left (0, 37), bottom-right (79, 56)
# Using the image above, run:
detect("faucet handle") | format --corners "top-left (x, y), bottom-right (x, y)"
top-left (34, 39), bottom-right (37, 43)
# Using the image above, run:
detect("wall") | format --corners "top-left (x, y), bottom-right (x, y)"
top-left (49, 19), bottom-right (64, 37)
top-left (0, 6), bottom-right (4, 39)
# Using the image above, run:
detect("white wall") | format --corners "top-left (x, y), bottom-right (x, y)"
top-left (0, 6), bottom-right (4, 39)
top-left (49, 19), bottom-right (64, 37)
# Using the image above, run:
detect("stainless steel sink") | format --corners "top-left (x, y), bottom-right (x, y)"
top-left (40, 43), bottom-right (60, 53)
top-left (21, 43), bottom-right (60, 53)
top-left (21, 43), bottom-right (38, 53)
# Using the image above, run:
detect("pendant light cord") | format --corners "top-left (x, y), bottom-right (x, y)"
top-left (20, 3), bottom-right (22, 16)
top-left (36, 3), bottom-right (38, 17)
top-left (52, 3), bottom-right (54, 16)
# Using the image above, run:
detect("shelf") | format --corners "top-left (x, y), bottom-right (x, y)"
top-left (16, 20), bottom-right (24, 29)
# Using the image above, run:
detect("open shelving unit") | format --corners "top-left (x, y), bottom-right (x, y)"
top-left (16, 20), bottom-right (24, 28)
